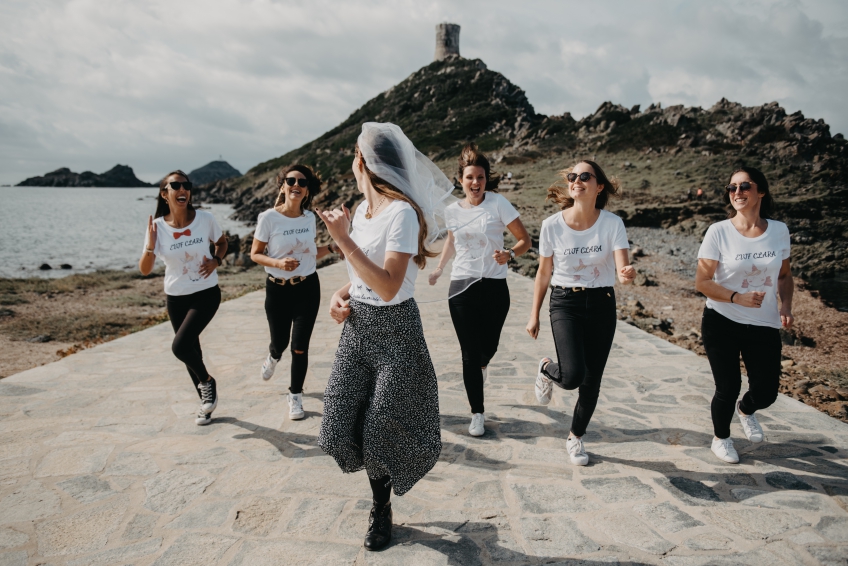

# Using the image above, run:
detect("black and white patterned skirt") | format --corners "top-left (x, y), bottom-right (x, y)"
top-left (318, 297), bottom-right (441, 496)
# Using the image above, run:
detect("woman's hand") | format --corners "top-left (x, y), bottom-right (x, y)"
top-left (493, 249), bottom-right (511, 265)
top-left (780, 307), bottom-right (794, 329)
top-left (329, 292), bottom-right (351, 324)
top-left (277, 257), bottom-right (300, 272)
top-left (526, 316), bottom-right (540, 340)
top-left (145, 215), bottom-right (157, 250)
top-left (316, 206), bottom-right (352, 242)
top-left (428, 267), bottom-right (443, 286)
top-left (618, 264), bottom-right (636, 284)
top-left (198, 255), bottom-right (218, 278)
top-left (734, 291), bottom-right (766, 308)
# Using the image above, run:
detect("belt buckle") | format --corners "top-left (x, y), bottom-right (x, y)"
top-left (290, 276), bottom-right (303, 285)
top-left (573, 286), bottom-right (585, 292)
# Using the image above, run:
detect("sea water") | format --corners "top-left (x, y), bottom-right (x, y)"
top-left (0, 187), bottom-right (253, 279)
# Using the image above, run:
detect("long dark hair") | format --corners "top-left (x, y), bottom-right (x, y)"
top-left (155, 170), bottom-right (194, 219)
top-left (546, 160), bottom-right (620, 210)
top-left (458, 143), bottom-right (500, 191)
top-left (724, 166), bottom-right (774, 219)
top-left (356, 144), bottom-right (436, 269)
top-left (274, 164), bottom-right (322, 212)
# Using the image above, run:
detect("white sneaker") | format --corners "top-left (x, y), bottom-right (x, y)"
top-left (481, 367), bottom-right (488, 383)
top-left (195, 407), bottom-right (212, 426)
top-left (711, 437), bottom-right (740, 463)
top-left (535, 358), bottom-right (553, 405)
top-left (736, 402), bottom-right (764, 443)
top-left (566, 436), bottom-right (589, 466)
top-left (261, 354), bottom-right (279, 381)
top-left (468, 413), bottom-right (485, 437)
top-left (288, 392), bottom-right (305, 420)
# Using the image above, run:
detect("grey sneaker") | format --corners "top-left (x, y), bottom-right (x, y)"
top-left (261, 354), bottom-right (279, 381)
top-left (288, 393), bottom-right (305, 420)
top-left (711, 437), bottom-right (740, 463)
top-left (535, 358), bottom-right (553, 405)
top-left (566, 435), bottom-right (589, 466)
top-left (468, 413), bottom-right (485, 437)
top-left (736, 402), bottom-right (764, 443)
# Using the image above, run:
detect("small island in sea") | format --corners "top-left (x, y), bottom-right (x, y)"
top-left (16, 164), bottom-right (153, 187)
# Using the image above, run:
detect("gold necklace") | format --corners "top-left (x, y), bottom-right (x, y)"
top-left (365, 196), bottom-right (386, 219)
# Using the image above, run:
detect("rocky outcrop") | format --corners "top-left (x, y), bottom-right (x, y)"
top-left (189, 160), bottom-right (241, 186)
top-left (17, 165), bottom-right (153, 187)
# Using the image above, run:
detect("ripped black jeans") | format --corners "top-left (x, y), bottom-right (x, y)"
top-left (542, 286), bottom-right (617, 437)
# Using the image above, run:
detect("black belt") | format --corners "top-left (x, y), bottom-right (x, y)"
top-left (268, 274), bottom-right (307, 286)
top-left (551, 285), bottom-right (612, 293)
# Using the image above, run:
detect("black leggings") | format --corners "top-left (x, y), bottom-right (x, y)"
top-left (448, 278), bottom-right (510, 414)
top-left (542, 286), bottom-right (617, 437)
top-left (701, 307), bottom-right (781, 439)
top-left (166, 285), bottom-right (221, 396)
top-left (265, 273), bottom-right (321, 394)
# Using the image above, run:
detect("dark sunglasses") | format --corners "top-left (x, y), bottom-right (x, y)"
top-left (284, 177), bottom-right (308, 188)
top-left (566, 172), bottom-right (596, 183)
top-left (167, 181), bottom-right (192, 190)
top-left (726, 181), bottom-right (755, 193)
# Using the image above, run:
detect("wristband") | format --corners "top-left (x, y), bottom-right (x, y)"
top-left (214, 256), bottom-right (222, 266)
top-left (508, 248), bottom-right (516, 260)
top-left (145, 248), bottom-right (154, 254)
top-left (730, 292), bottom-right (737, 304)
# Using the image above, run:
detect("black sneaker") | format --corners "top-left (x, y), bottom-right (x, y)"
top-left (363, 502), bottom-right (392, 551)
top-left (195, 407), bottom-right (212, 426)
top-left (197, 377), bottom-right (218, 414)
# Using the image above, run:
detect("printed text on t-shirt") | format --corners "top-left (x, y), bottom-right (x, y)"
top-left (561, 245), bottom-right (603, 256)
top-left (734, 251), bottom-right (777, 261)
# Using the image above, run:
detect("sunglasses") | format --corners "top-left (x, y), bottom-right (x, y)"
top-left (284, 177), bottom-right (308, 188)
top-left (566, 172), bottom-right (597, 183)
top-left (726, 181), bottom-right (755, 193)
top-left (167, 181), bottom-right (192, 190)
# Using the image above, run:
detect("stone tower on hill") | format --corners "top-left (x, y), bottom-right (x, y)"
top-left (435, 23), bottom-right (460, 60)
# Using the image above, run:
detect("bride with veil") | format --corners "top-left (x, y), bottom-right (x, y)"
top-left (316, 122), bottom-right (454, 552)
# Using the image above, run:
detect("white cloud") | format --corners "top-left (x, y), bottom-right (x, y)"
top-left (1, 0), bottom-right (846, 185)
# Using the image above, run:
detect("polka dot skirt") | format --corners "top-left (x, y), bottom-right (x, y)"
top-left (318, 298), bottom-right (442, 496)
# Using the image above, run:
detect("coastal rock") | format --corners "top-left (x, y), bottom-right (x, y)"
top-left (17, 165), bottom-right (153, 187)
top-left (189, 160), bottom-right (241, 186)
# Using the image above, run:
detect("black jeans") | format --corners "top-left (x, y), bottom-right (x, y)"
top-left (542, 286), bottom-right (617, 437)
top-left (166, 285), bottom-right (221, 396)
top-left (265, 272), bottom-right (321, 394)
top-left (448, 278), bottom-right (510, 414)
top-left (701, 307), bottom-right (781, 439)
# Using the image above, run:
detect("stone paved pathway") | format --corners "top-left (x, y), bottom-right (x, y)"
top-left (1, 262), bottom-right (847, 565)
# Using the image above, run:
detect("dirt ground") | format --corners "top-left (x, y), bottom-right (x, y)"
top-left (1, 240), bottom-right (846, 423)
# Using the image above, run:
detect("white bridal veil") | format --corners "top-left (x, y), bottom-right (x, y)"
top-left (357, 122), bottom-right (487, 300)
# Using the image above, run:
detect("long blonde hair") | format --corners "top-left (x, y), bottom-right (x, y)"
top-left (358, 147), bottom-right (436, 269)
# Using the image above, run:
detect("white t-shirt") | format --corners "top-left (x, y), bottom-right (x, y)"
top-left (539, 209), bottom-right (629, 288)
top-left (698, 219), bottom-right (791, 328)
top-left (150, 210), bottom-right (223, 296)
top-left (346, 200), bottom-right (419, 306)
top-left (445, 192), bottom-right (520, 280)
top-left (254, 209), bottom-right (318, 279)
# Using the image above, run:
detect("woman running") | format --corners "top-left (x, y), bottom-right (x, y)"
top-left (428, 144), bottom-right (530, 437)
top-left (250, 164), bottom-right (335, 420)
top-left (317, 123), bottom-right (448, 551)
top-left (139, 170), bottom-right (228, 425)
top-left (695, 166), bottom-right (793, 464)
top-left (526, 161), bottom-right (635, 465)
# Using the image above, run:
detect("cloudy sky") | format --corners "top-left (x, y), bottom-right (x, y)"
top-left (2, 0), bottom-right (846, 185)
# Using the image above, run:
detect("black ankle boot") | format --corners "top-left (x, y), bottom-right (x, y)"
top-left (364, 501), bottom-right (392, 551)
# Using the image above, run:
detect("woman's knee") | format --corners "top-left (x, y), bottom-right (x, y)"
top-left (171, 336), bottom-right (191, 361)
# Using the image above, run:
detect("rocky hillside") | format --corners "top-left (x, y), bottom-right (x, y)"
top-left (198, 56), bottom-right (848, 288)
top-left (188, 160), bottom-right (241, 185)
top-left (17, 165), bottom-right (153, 187)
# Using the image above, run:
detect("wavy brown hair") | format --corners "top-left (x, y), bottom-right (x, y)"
top-left (457, 143), bottom-right (500, 191)
top-left (724, 166), bottom-right (774, 219)
top-left (155, 170), bottom-right (194, 219)
top-left (274, 164), bottom-right (322, 211)
top-left (546, 160), bottom-right (620, 210)
top-left (356, 146), bottom-right (436, 269)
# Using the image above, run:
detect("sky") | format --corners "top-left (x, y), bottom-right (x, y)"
top-left (1, 0), bottom-right (847, 185)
